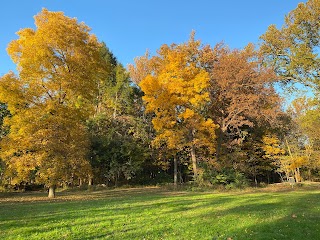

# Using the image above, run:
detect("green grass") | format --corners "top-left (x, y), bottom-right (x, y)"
top-left (1, 185), bottom-right (320, 239)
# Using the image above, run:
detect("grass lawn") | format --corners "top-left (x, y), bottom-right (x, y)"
top-left (1, 184), bottom-right (320, 240)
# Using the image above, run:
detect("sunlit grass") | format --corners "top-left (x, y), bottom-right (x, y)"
top-left (1, 185), bottom-right (320, 239)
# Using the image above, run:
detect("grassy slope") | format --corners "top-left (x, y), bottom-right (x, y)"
top-left (0, 185), bottom-right (320, 240)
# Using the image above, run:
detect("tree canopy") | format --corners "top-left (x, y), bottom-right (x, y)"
top-left (0, 8), bottom-right (107, 197)
top-left (260, 0), bottom-right (320, 89)
top-left (130, 33), bottom-right (217, 179)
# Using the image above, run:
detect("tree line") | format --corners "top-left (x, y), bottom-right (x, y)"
top-left (1, 1), bottom-right (320, 197)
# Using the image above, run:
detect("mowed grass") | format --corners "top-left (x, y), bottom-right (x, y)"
top-left (1, 185), bottom-right (320, 240)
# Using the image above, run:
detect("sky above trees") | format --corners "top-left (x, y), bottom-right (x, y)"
top-left (0, 0), bottom-right (306, 75)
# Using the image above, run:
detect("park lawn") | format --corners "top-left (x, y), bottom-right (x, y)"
top-left (0, 185), bottom-right (320, 240)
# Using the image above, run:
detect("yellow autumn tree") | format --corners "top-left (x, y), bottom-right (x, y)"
top-left (0, 9), bottom-right (107, 197)
top-left (262, 134), bottom-right (309, 183)
top-left (129, 33), bottom-right (217, 180)
top-left (262, 134), bottom-right (286, 179)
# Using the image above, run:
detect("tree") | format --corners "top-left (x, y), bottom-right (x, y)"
top-left (129, 33), bottom-right (217, 180)
top-left (88, 45), bottom-right (150, 186)
top-left (260, 0), bottom-right (320, 88)
top-left (286, 97), bottom-right (320, 181)
top-left (96, 44), bottom-right (137, 118)
top-left (260, 0), bottom-right (320, 180)
top-left (261, 134), bottom-right (287, 181)
top-left (202, 43), bottom-right (283, 161)
top-left (88, 114), bottom-right (149, 186)
top-left (0, 9), bottom-right (107, 197)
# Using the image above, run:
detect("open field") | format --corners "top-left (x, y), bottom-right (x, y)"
top-left (1, 184), bottom-right (320, 240)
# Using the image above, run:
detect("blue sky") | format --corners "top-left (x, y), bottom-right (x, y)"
top-left (0, 0), bottom-right (306, 75)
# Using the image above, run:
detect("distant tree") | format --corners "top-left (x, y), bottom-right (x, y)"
top-left (261, 134), bottom-right (287, 181)
top-left (286, 97), bottom-right (320, 181)
top-left (0, 9), bottom-right (107, 197)
top-left (260, 0), bottom-right (320, 180)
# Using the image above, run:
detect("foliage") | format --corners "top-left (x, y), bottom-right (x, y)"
top-left (129, 32), bottom-right (217, 179)
top-left (209, 169), bottom-right (249, 189)
top-left (88, 114), bottom-right (149, 186)
top-left (259, 0), bottom-right (320, 184)
top-left (0, 103), bottom-right (10, 184)
top-left (0, 103), bottom-right (9, 138)
top-left (0, 9), bottom-right (107, 195)
top-left (207, 44), bottom-right (281, 135)
top-left (87, 44), bottom-right (152, 186)
top-left (281, 97), bottom-right (320, 182)
top-left (262, 134), bottom-right (285, 158)
top-left (198, 41), bottom-right (285, 185)
top-left (258, 0), bottom-right (320, 181)
top-left (97, 43), bottom-right (136, 117)
top-left (260, 0), bottom-right (320, 88)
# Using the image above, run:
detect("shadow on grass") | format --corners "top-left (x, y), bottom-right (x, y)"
top-left (0, 188), bottom-right (320, 239)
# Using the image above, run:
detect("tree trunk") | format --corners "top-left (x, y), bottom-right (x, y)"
top-left (216, 128), bottom-right (223, 162)
top-left (88, 177), bottom-right (93, 186)
top-left (113, 93), bottom-right (118, 119)
top-left (79, 178), bottom-right (83, 186)
top-left (254, 175), bottom-right (258, 187)
top-left (191, 144), bottom-right (197, 180)
top-left (296, 168), bottom-right (301, 182)
top-left (308, 169), bottom-right (312, 181)
top-left (293, 168), bottom-right (301, 183)
top-left (48, 186), bottom-right (56, 198)
top-left (285, 170), bottom-right (290, 182)
top-left (88, 176), bottom-right (93, 191)
top-left (174, 155), bottom-right (178, 187)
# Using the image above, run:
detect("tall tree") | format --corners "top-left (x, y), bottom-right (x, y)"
top-left (129, 33), bottom-right (217, 180)
top-left (260, 0), bottom-right (320, 88)
top-left (0, 9), bottom-right (107, 197)
top-left (202, 43), bottom-right (282, 161)
top-left (88, 45), bottom-right (150, 185)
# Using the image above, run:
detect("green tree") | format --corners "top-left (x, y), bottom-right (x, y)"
top-left (88, 45), bottom-right (150, 186)
top-left (88, 114), bottom-right (149, 186)
top-left (260, 0), bottom-right (320, 88)
top-left (0, 9), bottom-right (107, 197)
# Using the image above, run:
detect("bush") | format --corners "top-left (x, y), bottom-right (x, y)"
top-left (208, 169), bottom-right (250, 189)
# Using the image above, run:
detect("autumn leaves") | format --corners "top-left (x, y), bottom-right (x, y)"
top-left (0, 9), bottom-right (105, 197)
top-left (129, 33), bottom-right (282, 180)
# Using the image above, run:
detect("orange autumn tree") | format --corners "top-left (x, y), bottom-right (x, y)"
top-left (201, 44), bottom-right (282, 161)
top-left (129, 33), bottom-right (217, 180)
top-left (0, 9), bottom-right (107, 197)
